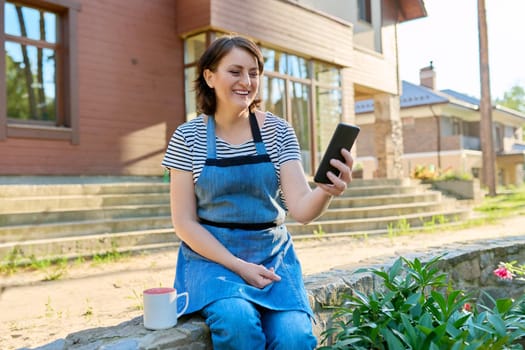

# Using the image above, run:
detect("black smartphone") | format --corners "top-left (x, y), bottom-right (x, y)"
top-left (314, 123), bottom-right (360, 184)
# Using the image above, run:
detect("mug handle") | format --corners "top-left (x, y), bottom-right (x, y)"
top-left (177, 292), bottom-right (189, 318)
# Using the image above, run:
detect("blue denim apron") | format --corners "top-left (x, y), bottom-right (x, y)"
top-left (174, 113), bottom-right (313, 318)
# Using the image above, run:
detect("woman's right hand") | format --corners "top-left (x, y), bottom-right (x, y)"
top-left (235, 260), bottom-right (281, 289)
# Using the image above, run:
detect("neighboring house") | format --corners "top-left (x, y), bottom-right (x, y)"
top-left (355, 65), bottom-right (525, 186)
top-left (0, 0), bottom-right (426, 177)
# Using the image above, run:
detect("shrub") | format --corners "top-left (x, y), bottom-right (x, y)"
top-left (320, 255), bottom-right (525, 349)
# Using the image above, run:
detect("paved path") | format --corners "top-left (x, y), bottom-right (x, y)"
top-left (2, 214), bottom-right (525, 349)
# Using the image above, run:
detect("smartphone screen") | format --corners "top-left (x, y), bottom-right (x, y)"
top-left (314, 123), bottom-right (360, 184)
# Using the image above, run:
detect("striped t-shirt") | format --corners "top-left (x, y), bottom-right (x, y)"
top-left (161, 112), bottom-right (301, 184)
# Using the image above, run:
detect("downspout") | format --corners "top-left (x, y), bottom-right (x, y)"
top-left (430, 105), bottom-right (442, 171)
top-left (394, 23), bottom-right (402, 96)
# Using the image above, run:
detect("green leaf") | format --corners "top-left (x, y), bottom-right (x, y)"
top-left (381, 327), bottom-right (406, 350)
top-left (495, 297), bottom-right (514, 314)
top-left (400, 313), bottom-right (417, 342)
top-left (487, 313), bottom-right (507, 337)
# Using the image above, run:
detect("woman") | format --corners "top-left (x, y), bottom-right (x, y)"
top-left (162, 35), bottom-right (353, 349)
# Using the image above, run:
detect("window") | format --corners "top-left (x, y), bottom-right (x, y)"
top-left (1, 0), bottom-right (80, 143)
top-left (183, 32), bottom-right (207, 121)
top-left (358, 0), bottom-right (372, 24)
top-left (182, 32), bottom-right (343, 175)
top-left (261, 46), bottom-right (342, 175)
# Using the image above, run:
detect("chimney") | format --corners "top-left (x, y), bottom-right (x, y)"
top-left (419, 61), bottom-right (436, 90)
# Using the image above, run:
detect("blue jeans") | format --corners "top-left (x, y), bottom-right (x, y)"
top-left (202, 297), bottom-right (317, 350)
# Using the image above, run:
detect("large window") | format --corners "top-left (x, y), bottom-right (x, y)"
top-left (183, 33), bottom-right (206, 121)
top-left (261, 47), bottom-right (342, 175)
top-left (182, 32), bottom-right (343, 175)
top-left (1, 0), bottom-right (80, 143)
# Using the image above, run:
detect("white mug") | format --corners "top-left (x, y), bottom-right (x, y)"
top-left (143, 287), bottom-right (189, 330)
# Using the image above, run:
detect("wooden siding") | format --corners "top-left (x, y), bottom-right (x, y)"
top-left (209, 0), bottom-right (353, 67)
top-left (352, 26), bottom-right (400, 97)
top-left (176, 0), bottom-right (211, 36)
top-left (0, 0), bottom-right (183, 175)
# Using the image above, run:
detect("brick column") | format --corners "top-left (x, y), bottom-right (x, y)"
top-left (373, 93), bottom-right (404, 178)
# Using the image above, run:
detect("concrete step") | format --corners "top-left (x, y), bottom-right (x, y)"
top-left (0, 182), bottom-right (168, 198)
top-left (0, 177), bottom-right (473, 264)
top-left (0, 204), bottom-right (171, 226)
top-left (0, 194), bottom-right (459, 243)
top-left (287, 208), bottom-right (471, 236)
top-left (0, 228), bottom-right (178, 263)
top-left (0, 193), bottom-right (170, 214)
top-left (315, 200), bottom-right (457, 220)
top-left (329, 191), bottom-right (443, 208)
top-left (0, 208), bottom-right (471, 264)
top-left (0, 216), bottom-right (173, 243)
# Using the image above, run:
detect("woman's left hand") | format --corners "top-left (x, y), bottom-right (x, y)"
top-left (317, 148), bottom-right (354, 197)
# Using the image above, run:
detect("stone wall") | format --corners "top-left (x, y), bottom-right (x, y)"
top-left (33, 236), bottom-right (525, 350)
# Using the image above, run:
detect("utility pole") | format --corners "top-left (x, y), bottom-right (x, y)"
top-left (478, 0), bottom-right (497, 196)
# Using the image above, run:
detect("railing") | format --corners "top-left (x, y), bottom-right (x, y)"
top-left (460, 135), bottom-right (481, 150)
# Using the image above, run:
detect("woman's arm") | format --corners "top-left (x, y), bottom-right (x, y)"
top-left (280, 148), bottom-right (353, 224)
top-left (170, 169), bottom-right (280, 288)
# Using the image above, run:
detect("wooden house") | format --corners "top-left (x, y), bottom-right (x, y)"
top-left (0, 0), bottom-right (426, 177)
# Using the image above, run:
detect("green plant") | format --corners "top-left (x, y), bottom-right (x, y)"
top-left (436, 168), bottom-right (473, 181)
top-left (476, 187), bottom-right (525, 218)
top-left (387, 217), bottom-right (411, 238)
top-left (494, 261), bottom-right (525, 282)
top-left (0, 246), bottom-right (23, 274)
top-left (314, 225), bottom-right (326, 237)
top-left (320, 255), bottom-right (525, 349)
top-left (127, 288), bottom-right (145, 311)
top-left (353, 162), bottom-right (363, 171)
top-left (82, 298), bottom-right (94, 318)
top-left (412, 165), bottom-right (438, 180)
top-left (44, 296), bottom-right (55, 318)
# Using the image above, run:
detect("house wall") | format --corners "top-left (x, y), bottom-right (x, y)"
top-left (209, 0), bottom-right (354, 66)
top-left (0, 0), bottom-right (183, 176)
top-left (1, 0), bottom-right (412, 177)
top-left (352, 0), bottom-right (400, 98)
top-left (403, 117), bottom-right (438, 153)
top-left (402, 150), bottom-right (483, 178)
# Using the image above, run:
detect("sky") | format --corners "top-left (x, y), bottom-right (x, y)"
top-left (397, 0), bottom-right (525, 100)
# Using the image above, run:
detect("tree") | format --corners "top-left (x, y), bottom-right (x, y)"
top-left (496, 84), bottom-right (525, 113)
top-left (6, 53), bottom-right (30, 119)
top-left (478, 0), bottom-right (496, 196)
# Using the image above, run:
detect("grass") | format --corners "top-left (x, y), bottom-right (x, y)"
top-left (387, 217), bottom-right (411, 238)
top-left (313, 224), bottom-right (326, 237)
top-left (475, 186), bottom-right (525, 218)
top-left (0, 245), bottom-right (130, 278)
top-left (383, 185), bottom-right (525, 239)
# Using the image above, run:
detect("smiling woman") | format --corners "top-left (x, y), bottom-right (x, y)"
top-left (162, 34), bottom-right (354, 349)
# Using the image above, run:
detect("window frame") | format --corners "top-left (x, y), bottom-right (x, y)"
top-left (0, 0), bottom-right (81, 144)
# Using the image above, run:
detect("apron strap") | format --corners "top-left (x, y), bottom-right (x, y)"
top-left (206, 115), bottom-right (217, 159)
top-left (249, 112), bottom-right (268, 156)
top-left (207, 113), bottom-right (269, 159)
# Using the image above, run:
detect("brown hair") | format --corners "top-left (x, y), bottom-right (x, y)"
top-left (194, 35), bottom-right (264, 115)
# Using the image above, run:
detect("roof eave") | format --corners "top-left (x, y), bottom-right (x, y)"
top-left (398, 0), bottom-right (427, 23)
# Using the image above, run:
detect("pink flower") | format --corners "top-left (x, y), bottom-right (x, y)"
top-left (494, 266), bottom-right (513, 280)
top-left (463, 303), bottom-right (472, 312)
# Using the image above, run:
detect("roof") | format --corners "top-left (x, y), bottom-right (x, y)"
top-left (440, 89), bottom-right (480, 106)
top-left (355, 81), bottom-right (525, 121)
top-left (355, 81), bottom-right (448, 114)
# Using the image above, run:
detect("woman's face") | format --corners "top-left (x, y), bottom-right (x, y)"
top-left (204, 47), bottom-right (260, 114)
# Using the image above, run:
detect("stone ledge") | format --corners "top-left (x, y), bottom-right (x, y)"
top-left (31, 236), bottom-right (525, 350)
